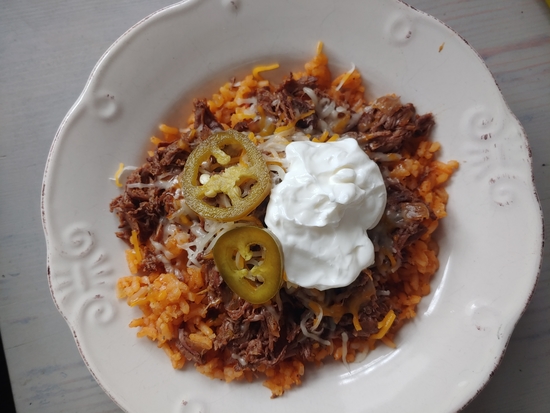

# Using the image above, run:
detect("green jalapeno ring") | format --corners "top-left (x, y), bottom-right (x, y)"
top-left (180, 130), bottom-right (271, 222)
top-left (213, 226), bottom-right (283, 304)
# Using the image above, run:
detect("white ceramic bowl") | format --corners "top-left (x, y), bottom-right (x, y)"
top-left (42, 1), bottom-right (543, 412)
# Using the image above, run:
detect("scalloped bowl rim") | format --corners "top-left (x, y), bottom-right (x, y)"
top-left (42, 1), bottom-right (543, 413)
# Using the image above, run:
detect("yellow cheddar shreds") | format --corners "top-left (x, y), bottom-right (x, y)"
top-left (248, 132), bottom-right (258, 145)
top-left (159, 124), bottom-right (179, 135)
top-left (150, 136), bottom-right (163, 146)
top-left (371, 310), bottom-right (396, 340)
top-left (130, 230), bottom-right (143, 262)
top-left (114, 163), bottom-right (124, 187)
top-left (316, 41), bottom-right (324, 55)
top-left (274, 123), bottom-right (295, 134)
top-left (252, 63), bottom-right (280, 80)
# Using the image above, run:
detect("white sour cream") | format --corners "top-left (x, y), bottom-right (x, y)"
top-left (264, 138), bottom-right (387, 290)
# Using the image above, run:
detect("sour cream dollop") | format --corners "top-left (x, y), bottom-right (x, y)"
top-left (265, 138), bottom-right (387, 290)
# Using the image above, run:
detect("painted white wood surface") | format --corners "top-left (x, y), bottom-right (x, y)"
top-left (0, 0), bottom-right (548, 412)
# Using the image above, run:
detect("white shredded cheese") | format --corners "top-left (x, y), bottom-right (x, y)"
top-left (150, 239), bottom-right (176, 260)
top-left (341, 332), bottom-right (350, 371)
top-left (180, 220), bottom-right (249, 267)
top-left (335, 63), bottom-right (356, 91)
top-left (300, 313), bottom-right (331, 346)
top-left (110, 165), bottom-right (138, 186)
top-left (302, 87), bottom-right (319, 111)
top-left (236, 97), bottom-right (258, 106)
top-left (354, 351), bottom-right (368, 363)
top-left (312, 306), bottom-right (324, 330)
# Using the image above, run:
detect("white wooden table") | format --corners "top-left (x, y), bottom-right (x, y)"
top-left (1, 1), bottom-right (548, 412)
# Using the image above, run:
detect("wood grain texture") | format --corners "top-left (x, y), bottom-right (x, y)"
top-left (0, 0), bottom-right (548, 412)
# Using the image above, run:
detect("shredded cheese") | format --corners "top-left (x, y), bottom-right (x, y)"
top-left (252, 63), bottom-right (280, 80)
top-left (309, 301), bottom-right (324, 330)
top-left (371, 309), bottom-right (396, 340)
top-left (202, 251), bottom-right (214, 260)
top-left (236, 215), bottom-right (264, 227)
top-left (159, 124), bottom-right (179, 135)
top-left (266, 160), bottom-right (284, 167)
top-left (180, 220), bottom-right (250, 267)
top-left (335, 63), bottom-right (356, 91)
top-left (130, 230), bottom-right (143, 262)
top-left (150, 136), bottom-right (163, 145)
top-left (177, 140), bottom-right (190, 153)
top-left (300, 313), bottom-right (331, 346)
top-left (235, 251), bottom-right (245, 270)
top-left (232, 112), bottom-right (256, 122)
top-left (248, 132), bottom-right (257, 145)
top-left (381, 336), bottom-right (396, 348)
top-left (316, 41), bottom-right (324, 55)
top-left (313, 130), bottom-right (329, 143)
top-left (297, 110), bottom-right (316, 120)
top-left (112, 164), bottom-right (137, 187)
top-left (332, 113), bottom-right (351, 134)
top-left (341, 332), bottom-right (350, 371)
top-left (114, 163), bottom-right (125, 187)
top-left (179, 215), bottom-right (192, 226)
top-left (274, 123), bottom-right (295, 134)
top-left (352, 313), bottom-right (362, 331)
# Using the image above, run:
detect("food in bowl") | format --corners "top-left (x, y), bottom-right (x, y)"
top-left (111, 43), bottom-right (457, 397)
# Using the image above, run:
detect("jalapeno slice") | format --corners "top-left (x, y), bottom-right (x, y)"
top-left (213, 226), bottom-right (283, 304)
top-left (180, 130), bottom-right (271, 222)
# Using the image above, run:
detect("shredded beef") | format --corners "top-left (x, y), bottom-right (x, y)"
top-left (385, 177), bottom-right (418, 205)
top-left (213, 317), bottom-right (239, 350)
top-left (285, 317), bottom-right (301, 344)
top-left (233, 120), bottom-right (250, 132)
top-left (189, 277), bottom-right (296, 369)
top-left (159, 141), bottom-right (188, 167)
top-left (274, 76), bottom-right (318, 126)
top-left (276, 76), bottom-right (318, 95)
top-left (254, 76), bottom-right (328, 130)
top-left (159, 190), bottom-right (177, 218)
top-left (394, 222), bottom-right (427, 253)
top-left (357, 104), bottom-right (434, 153)
top-left (255, 88), bottom-right (279, 118)
top-left (177, 329), bottom-right (204, 364)
top-left (226, 296), bottom-right (252, 320)
top-left (355, 302), bottom-right (389, 336)
top-left (183, 269), bottom-right (390, 368)
top-left (384, 178), bottom-right (435, 254)
top-left (139, 250), bottom-right (165, 274)
top-left (109, 169), bottom-right (163, 243)
top-left (109, 122), bottom-right (191, 268)
top-left (278, 93), bottom-right (313, 124)
top-left (193, 98), bottom-right (223, 140)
